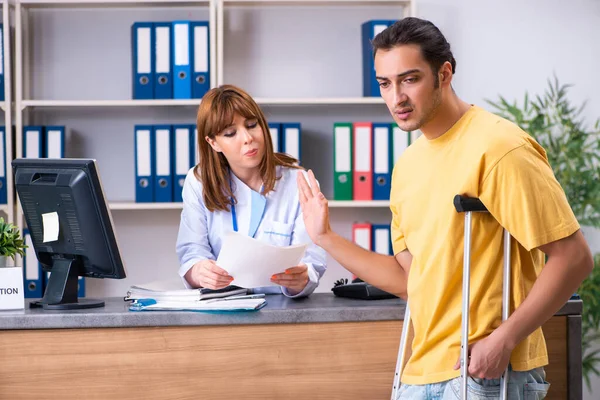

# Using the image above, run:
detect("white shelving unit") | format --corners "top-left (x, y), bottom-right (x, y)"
top-left (12, 0), bottom-right (219, 268)
top-left (216, 0), bottom-right (415, 89)
top-left (20, 97), bottom-right (384, 109)
top-left (2, 0), bottom-right (14, 234)
top-left (109, 200), bottom-right (390, 210)
top-left (5, 0), bottom-right (416, 293)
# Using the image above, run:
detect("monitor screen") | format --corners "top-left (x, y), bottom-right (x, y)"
top-left (12, 158), bottom-right (127, 310)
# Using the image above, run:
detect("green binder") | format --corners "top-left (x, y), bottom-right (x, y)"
top-left (333, 122), bottom-right (353, 200)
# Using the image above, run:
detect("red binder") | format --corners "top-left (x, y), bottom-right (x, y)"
top-left (353, 122), bottom-right (373, 200)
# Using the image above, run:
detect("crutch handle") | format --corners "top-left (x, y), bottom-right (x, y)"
top-left (453, 195), bottom-right (488, 213)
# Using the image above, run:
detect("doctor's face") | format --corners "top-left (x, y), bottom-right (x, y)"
top-left (206, 113), bottom-right (265, 171)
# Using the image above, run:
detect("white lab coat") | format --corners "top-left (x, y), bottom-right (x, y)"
top-left (176, 165), bottom-right (327, 298)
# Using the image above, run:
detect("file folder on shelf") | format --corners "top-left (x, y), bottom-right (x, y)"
top-left (78, 277), bottom-right (86, 298)
top-left (372, 224), bottom-right (392, 256)
top-left (134, 125), bottom-right (155, 203)
top-left (0, 24), bottom-right (4, 101)
top-left (333, 122), bottom-right (353, 201)
top-left (361, 20), bottom-right (397, 97)
top-left (173, 124), bottom-right (195, 203)
top-left (173, 21), bottom-right (192, 99)
top-left (353, 122), bottom-right (372, 200)
top-left (23, 229), bottom-right (43, 298)
top-left (44, 126), bottom-right (65, 158)
top-left (153, 125), bottom-right (173, 202)
top-left (268, 123), bottom-right (281, 153)
top-left (154, 22), bottom-right (173, 99)
top-left (131, 22), bottom-right (154, 100)
top-left (191, 21), bottom-right (210, 99)
top-left (352, 223), bottom-right (372, 251)
top-left (281, 123), bottom-right (301, 164)
top-left (0, 126), bottom-right (6, 204)
top-left (23, 126), bottom-right (44, 158)
top-left (392, 124), bottom-right (409, 163)
top-left (372, 123), bottom-right (391, 200)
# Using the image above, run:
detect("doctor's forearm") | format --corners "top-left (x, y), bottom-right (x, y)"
top-left (319, 231), bottom-right (408, 297)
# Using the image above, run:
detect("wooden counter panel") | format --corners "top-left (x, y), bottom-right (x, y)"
top-left (0, 317), bottom-right (569, 399)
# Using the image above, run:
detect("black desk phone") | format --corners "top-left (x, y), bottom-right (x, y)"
top-left (331, 278), bottom-right (397, 300)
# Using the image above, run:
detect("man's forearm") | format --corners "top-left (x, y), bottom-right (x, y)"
top-left (319, 231), bottom-right (409, 297)
top-left (494, 244), bottom-right (593, 349)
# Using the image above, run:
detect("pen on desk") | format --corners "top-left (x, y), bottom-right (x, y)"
top-left (205, 294), bottom-right (266, 303)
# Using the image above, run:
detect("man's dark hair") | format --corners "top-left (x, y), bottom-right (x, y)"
top-left (372, 17), bottom-right (456, 87)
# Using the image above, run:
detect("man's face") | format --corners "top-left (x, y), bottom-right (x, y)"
top-left (374, 44), bottom-right (442, 132)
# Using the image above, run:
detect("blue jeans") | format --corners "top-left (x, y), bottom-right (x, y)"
top-left (396, 367), bottom-right (550, 399)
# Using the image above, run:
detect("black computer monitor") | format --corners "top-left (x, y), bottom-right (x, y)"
top-left (12, 158), bottom-right (127, 310)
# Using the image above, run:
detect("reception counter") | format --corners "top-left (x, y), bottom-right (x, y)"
top-left (0, 294), bottom-right (582, 399)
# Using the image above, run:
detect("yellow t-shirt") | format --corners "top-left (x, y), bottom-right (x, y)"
top-left (391, 105), bottom-right (580, 385)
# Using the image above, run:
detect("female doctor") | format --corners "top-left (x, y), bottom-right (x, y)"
top-left (175, 84), bottom-right (327, 298)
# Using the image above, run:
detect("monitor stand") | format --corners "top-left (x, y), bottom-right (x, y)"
top-left (29, 258), bottom-right (105, 310)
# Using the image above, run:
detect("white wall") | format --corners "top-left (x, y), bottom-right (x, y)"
top-left (23, 0), bottom-right (600, 396)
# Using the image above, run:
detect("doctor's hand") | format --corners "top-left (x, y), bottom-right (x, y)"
top-left (271, 264), bottom-right (309, 293)
top-left (186, 260), bottom-right (234, 290)
top-left (297, 170), bottom-right (331, 246)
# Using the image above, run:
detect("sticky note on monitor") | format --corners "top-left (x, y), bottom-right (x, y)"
top-left (42, 212), bottom-right (59, 243)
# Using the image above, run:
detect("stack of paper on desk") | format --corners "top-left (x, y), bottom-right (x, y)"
top-left (125, 277), bottom-right (266, 312)
top-left (125, 285), bottom-right (248, 302)
top-left (216, 231), bottom-right (307, 288)
top-left (128, 295), bottom-right (266, 312)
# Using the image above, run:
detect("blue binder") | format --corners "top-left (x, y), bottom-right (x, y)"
top-left (361, 20), bottom-right (397, 97)
top-left (172, 21), bottom-right (192, 99)
top-left (191, 21), bottom-right (210, 99)
top-left (131, 22), bottom-right (154, 99)
top-left (23, 126), bottom-right (44, 158)
top-left (372, 122), bottom-right (392, 200)
top-left (134, 125), bottom-right (155, 202)
top-left (44, 126), bottom-right (65, 158)
top-left (23, 229), bottom-right (43, 298)
top-left (281, 123), bottom-right (301, 164)
top-left (372, 224), bottom-right (393, 256)
top-left (154, 22), bottom-right (173, 99)
top-left (0, 126), bottom-right (6, 204)
top-left (268, 123), bottom-right (281, 153)
top-left (0, 24), bottom-right (4, 101)
top-left (78, 277), bottom-right (86, 298)
top-left (172, 124), bottom-right (194, 203)
top-left (153, 125), bottom-right (173, 202)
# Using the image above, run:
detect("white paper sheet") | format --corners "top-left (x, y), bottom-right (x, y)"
top-left (42, 212), bottom-right (59, 243)
top-left (216, 232), bottom-right (307, 289)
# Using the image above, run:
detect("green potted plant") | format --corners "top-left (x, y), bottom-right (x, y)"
top-left (0, 217), bottom-right (27, 267)
top-left (486, 75), bottom-right (600, 390)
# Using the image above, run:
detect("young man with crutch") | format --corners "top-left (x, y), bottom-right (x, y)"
top-left (297, 17), bottom-right (593, 399)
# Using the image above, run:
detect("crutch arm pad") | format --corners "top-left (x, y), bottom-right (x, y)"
top-left (453, 195), bottom-right (488, 213)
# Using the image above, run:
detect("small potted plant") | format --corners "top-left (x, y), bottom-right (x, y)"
top-left (0, 217), bottom-right (27, 267)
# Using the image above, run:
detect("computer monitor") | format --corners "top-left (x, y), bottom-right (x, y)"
top-left (12, 158), bottom-right (127, 310)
